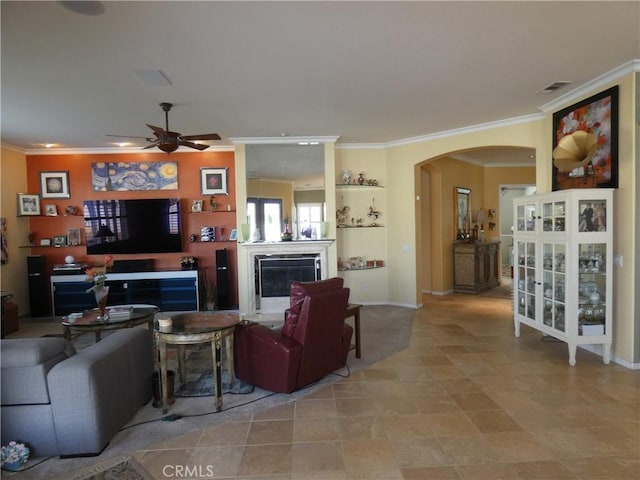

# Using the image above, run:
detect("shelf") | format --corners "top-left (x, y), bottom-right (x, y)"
top-left (20, 244), bottom-right (82, 248)
top-left (336, 184), bottom-right (383, 189)
top-left (338, 266), bottom-right (385, 271)
top-left (337, 225), bottom-right (384, 229)
top-left (186, 210), bottom-right (236, 214)
top-left (19, 214), bottom-right (81, 218)
top-left (188, 240), bottom-right (237, 244)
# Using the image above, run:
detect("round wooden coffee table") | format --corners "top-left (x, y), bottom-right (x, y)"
top-left (153, 311), bottom-right (240, 413)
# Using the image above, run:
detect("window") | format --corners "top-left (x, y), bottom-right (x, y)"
top-left (247, 197), bottom-right (283, 242)
top-left (297, 203), bottom-right (324, 239)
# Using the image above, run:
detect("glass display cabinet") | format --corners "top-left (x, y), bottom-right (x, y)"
top-left (513, 188), bottom-right (613, 366)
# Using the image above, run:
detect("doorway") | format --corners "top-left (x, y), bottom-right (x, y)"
top-left (498, 185), bottom-right (536, 279)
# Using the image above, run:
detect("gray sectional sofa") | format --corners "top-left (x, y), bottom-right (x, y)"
top-left (1, 328), bottom-right (153, 457)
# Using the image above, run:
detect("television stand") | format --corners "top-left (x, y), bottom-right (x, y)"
top-left (50, 270), bottom-right (199, 317)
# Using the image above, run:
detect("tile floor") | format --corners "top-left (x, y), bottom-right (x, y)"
top-left (129, 292), bottom-right (639, 479)
top-left (9, 290), bottom-right (640, 479)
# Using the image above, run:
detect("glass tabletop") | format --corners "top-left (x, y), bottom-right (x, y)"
top-left (155, 312), bottom-right (240, 334)
top-left (61, 306), bottom-right (158, 326)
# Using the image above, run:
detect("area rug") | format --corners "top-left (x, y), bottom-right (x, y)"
top-left (175, 369), bottom-right (255, 396)
top-left (52, 455), bottom-right (152, 480)
top-left (25, 305), bottom-right (415, 480)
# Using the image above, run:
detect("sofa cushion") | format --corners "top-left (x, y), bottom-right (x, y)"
top-left (282, 277), bottom-right (344, 338)
top-left (1, 337), bottom-right (76, 405)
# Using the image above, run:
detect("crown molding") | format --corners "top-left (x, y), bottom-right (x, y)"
top-left (229, 136), bottom-right (340, 145)
top-left (539, 59), bottom-right (639, 113)
top-left (19, 144), bottom-right (235, 156)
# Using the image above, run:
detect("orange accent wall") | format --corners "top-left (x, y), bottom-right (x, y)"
top-left (25, 150), bottom-right (237, 311)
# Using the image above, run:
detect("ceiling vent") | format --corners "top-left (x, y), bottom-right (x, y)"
top-left (537, 81), bottom-right (573, 94)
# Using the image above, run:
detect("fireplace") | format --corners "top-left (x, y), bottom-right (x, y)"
top-left (257, 255), bottom-right (320, 298)
top-left (240, 240), bottom-right (333, 315)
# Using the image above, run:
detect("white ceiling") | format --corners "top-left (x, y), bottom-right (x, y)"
top-left (1, 1), bottom-right (639, 169)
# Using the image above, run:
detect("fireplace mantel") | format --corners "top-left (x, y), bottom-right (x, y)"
top-left (240, 240), bottom-right (334, 315)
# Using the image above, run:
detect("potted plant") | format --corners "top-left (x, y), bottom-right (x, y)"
top-left (203, 270), bottom-right (216, 311)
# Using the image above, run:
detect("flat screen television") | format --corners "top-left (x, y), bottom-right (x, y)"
top-left (83, 198), bottom-right (182, 255)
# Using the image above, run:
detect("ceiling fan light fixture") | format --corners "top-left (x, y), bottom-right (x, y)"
top-left (159, 143), bottom-right (179, 153)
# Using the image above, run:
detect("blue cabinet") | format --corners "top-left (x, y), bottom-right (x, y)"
top-left (51, 271), bottom-right (199, 317)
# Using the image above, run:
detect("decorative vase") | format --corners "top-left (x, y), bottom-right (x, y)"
top-left (281, 223), bottom-right (293, 241)
top-left (241, 223), bottom-right (250, 242)
top-left (320, 222), bottom-right (329, 239)
top-left (94, 286), bottom-right (110, 321)
top-left (2, 460), bottom-right (26, 471)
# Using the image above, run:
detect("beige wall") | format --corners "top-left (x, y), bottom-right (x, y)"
top-left (334, 148), bottom-right (389, 303)
top-left (0, 147), bottom-right (29, 315)
top-left (376, 71), bottom-right (636, 366)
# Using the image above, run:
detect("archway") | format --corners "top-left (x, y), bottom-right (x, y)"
top-left (415, 146), bottom-right (536, 297)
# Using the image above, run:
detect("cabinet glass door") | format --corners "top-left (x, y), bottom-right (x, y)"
top-left (578, 199), bottom-right (607, 233)
top-left (516, 240), bottom-right (536, 321)
top-left (578, 242), bottom-right (607, 336)
top-left (515, 202), bottom-right (536, 232)
top-left (542, 200), bottom-right (566, 232)
top-left (542, 243), bottom-right (566, 332)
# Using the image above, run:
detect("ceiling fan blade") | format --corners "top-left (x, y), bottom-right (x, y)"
top-left (106, 134), bottom-right (154, 141)
top-left (146, 124), bottom-right (166, 137)
top-left (179, 140), bottom-right (210, 151)
top-left (180, 133), bottom-right (221, 141)
top-left (142, 141), bottom-right (161, 150)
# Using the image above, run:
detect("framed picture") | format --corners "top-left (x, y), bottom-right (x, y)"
top-left (200, 167), bottom-right (229, 195)
top-left (229, 228), bottom-right (238, 241)
top-left (52, 235), bottom-right (67, 247)
top-left (454, 187), bottom-right (471, 238)
top-left (192, 199), bottom-right (203, 212)
top-left (40, 238), bottom-right (51, 246)
top-left (552, 86), bottom-right (619, 191)
top-left (67, 228), bottom-right (81, 246)
top-left (40, 171), bottom-right (70, 198)
top-left (45, 204), bottom-right (58, 216)
top-left (17, 193), bottom-right (41, 216)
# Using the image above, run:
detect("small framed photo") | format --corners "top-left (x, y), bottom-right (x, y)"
top-left (229, 228), bottom-right (238, 241)
top-left (40, 171), bottom-right (70, 198)
top-left (45, 204), bottom-right (58, 216)
top-left (40, 238), bottom-right (51, 246)
top-left (17, 193), bottom-right (41, 216)
top-left (200, 167), bottom-right (229, 195)
top-left (67, 228), bottom-right (81, 246)
top-left (52, 235), bottom-right (67, 247)
top-left (192, 199), bottom-right (203, 212)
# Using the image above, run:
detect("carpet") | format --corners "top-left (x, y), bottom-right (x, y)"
top-left (26, 305), bottom-right (415, 480)
top-left (175, 370), bottom-right (255, 396)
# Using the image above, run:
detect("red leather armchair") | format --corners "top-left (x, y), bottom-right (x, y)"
top-left (234, 277), bottom-right (352, 393)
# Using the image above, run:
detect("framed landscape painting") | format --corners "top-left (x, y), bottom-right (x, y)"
top-left (552, 86), bottom-right (619, 191)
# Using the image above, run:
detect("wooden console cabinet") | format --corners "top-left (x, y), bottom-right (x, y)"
top-left (453, 240), bottom-right (500, 294)
top-left (51, 270), bottom-right (199, 317)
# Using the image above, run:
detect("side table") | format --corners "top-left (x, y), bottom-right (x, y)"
top-left (154, 312), bottom-right (240, 413)
top-left (345, 303), bottom-right (362, 358)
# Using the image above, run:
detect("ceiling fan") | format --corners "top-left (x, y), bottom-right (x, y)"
top-left (107, 102), bottom-right (221, 153)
